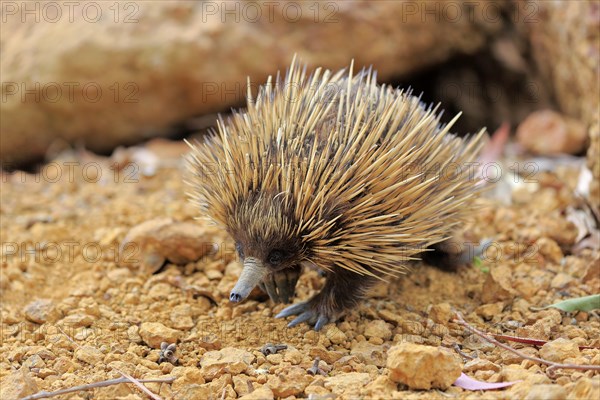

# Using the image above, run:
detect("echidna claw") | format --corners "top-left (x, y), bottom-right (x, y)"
top-left (275, 301), bottom-right (307, 319)
top-left (274, 271), bottom-right (295, 303)
top-left (276, 300), bottom-right (331, 331)
top-left (314, 315), bottom-right (329, 331)
top-left (261, 278), bottom-right (278, 303)
top-left (288, 311), bottom-right (313, 328)
top-left (260, 266), bottom-right (301, 304)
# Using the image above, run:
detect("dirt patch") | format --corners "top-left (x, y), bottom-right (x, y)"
top-left (1, 143), bottom-right (598, 399)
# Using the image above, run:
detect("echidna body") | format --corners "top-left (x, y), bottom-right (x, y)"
top-left (186, 59), bottom-right (486, 330)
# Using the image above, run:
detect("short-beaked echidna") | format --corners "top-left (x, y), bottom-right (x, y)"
top-left (186, 58), bottom-right (486, 330)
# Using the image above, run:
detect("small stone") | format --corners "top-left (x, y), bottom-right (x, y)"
top-left (204, 373), bottom-right (234, 398)
top-left (463, 358), bottom-right (501, 372)
top-left (200, 347), bottom-right (255, 380)
top-left (139, 322), bottom-right (182, 348)
top-left (539, 338), bottom-right (581, 362)
top-left (23, 299), bottom-right (58, 323)
top-left (283, 348), bottom-right (303, 365)
top-left (36, 368), bottom-right (56, 378)
top-left (364, 375), bottom-right (397, 398)
top-left (535, 237), bottom-right (563, 264)
top-left (61, 313), bottom-right (95, 327)
top-left (429, 303), bottom-right (453, 324)
top-left (106, 268), bottom-right (133, 282)
top-left (481, 265), bottom-right (517, 303)
top-left (516, 110), bottom-right (588, 155)
top-left (350, 341), bottom-right (386, 367)
top-left (369, 336), bottom-right (384, 345)
top-left (7, 347), bottom-right (27, 363)
top-left (265, 354), bottom-right (282, 364)
top-left (23, 354), bottom-right (46, 369)
top-left (29, 347), bottom-right (55, 361)
top-left (171, 366), bottom-right (206, 392)
top-left (567, 378), bottom-right (600, 400)
top-left (123, 294), bottom-right (140, 305)
top-left (0, 369), bottom-right (38, 399)
top-left (501, 347), bottom-right (538, 365)
top-left (475, 302), bottom-right (504, 320)
top-left (386, 343), bottom-right (462, 390)
top-left (309, 347), bottom-right (343, 364)
top-left (501, 365), bottom-right (551, 384)
top-left (364, 320), bottom-right (392, 340)
top-left (232, 375), bottom-right (254, 397)
top-left (53, 357), bottom-right (75, 374)
top-left (304, 384), bottom-right (332, 397)
top-left (173, 384), bottom-right (212, 399)
top-left (238, 385), bottom-right (274, 400)
top-left (378, 309), bottom-right (404, 325)
top-left (205, 269), bottom-right (223, 280)
top-left (324, 325), bottom-right (347, 344)
top-left (149, 283), bottom-right (172, 299)
top-left (170, 304), bottom-right (195, 330)
top-left (266, 366), bottom-right (312, 397)
top-left (324, 372), bottom-right (371, 394)
top-left (75, 345), bottom-right (104, 365)
top-left (524, 384), bottom-right (567, 400)
top-left (550, 273), bottom-right (574, 289)
top-left (127, 325), bottom-right (143, 344)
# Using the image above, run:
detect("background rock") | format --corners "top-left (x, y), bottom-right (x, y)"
top-left (1, 0), bottom-right (501, 166)
top-left (516, 110), bottom-right (588, 155)
top-left (517, 0), bottom-right (600, 207)
top-left (2, 1), bottom-right (598, 212)
top-left (119, 217), bottom-right (215, 274)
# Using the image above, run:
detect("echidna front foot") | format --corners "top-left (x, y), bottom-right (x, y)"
top-left (259, 265), bottom-right (301, 304)
top-left (275, 295), bottom-right (335, 331)
top-left (276, 268), bottom-right (376, 331)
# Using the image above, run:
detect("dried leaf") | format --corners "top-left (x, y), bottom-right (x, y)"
top-left (479, 122), bottom-right (510, 166)
top-left (573, 231), bottom-right (600, 253)
top-left (453, 373), bottom-right (520, 391)
top-left (545, 294), bottom-right (600, 312)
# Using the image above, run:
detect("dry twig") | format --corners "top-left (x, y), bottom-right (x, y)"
top-left (54, 325), bottom-right (167, 399)
top-left (493, 334), bottom-right (599, 350)
top-left (21, 377), bottom-right (175, 400)
top-left (113, 367), bottom-right (164, 400)
top-left (453, 343), bottom-right (475, 360)
top-left (454, 312), bottom-right (600, 376)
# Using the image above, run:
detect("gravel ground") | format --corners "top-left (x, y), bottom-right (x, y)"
top-left (1, 140), bottom-right (598, 399)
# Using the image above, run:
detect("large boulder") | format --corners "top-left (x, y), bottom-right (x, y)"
top-left (1, 0), bottom-right (501, 166)
top-left (517, 0), bottom-right (600, 207)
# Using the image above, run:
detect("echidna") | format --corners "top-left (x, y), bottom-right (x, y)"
top-left (186, 58), bottom-right (486, 330)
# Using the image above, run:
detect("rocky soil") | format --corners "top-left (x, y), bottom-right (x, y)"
top-left (0, 139), bottom-right (599, 399)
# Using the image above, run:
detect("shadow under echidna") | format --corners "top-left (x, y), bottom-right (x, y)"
top-left (186, 56), bottom-right (487, 331)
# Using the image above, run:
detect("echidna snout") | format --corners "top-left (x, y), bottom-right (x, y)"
top-left (229, 257), bottom-right (266, 302)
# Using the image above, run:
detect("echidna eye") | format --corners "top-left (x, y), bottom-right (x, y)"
top-left (267, 250), bottom-right (283, 265)
top-left (235, 243), bottom-right (244, 259)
